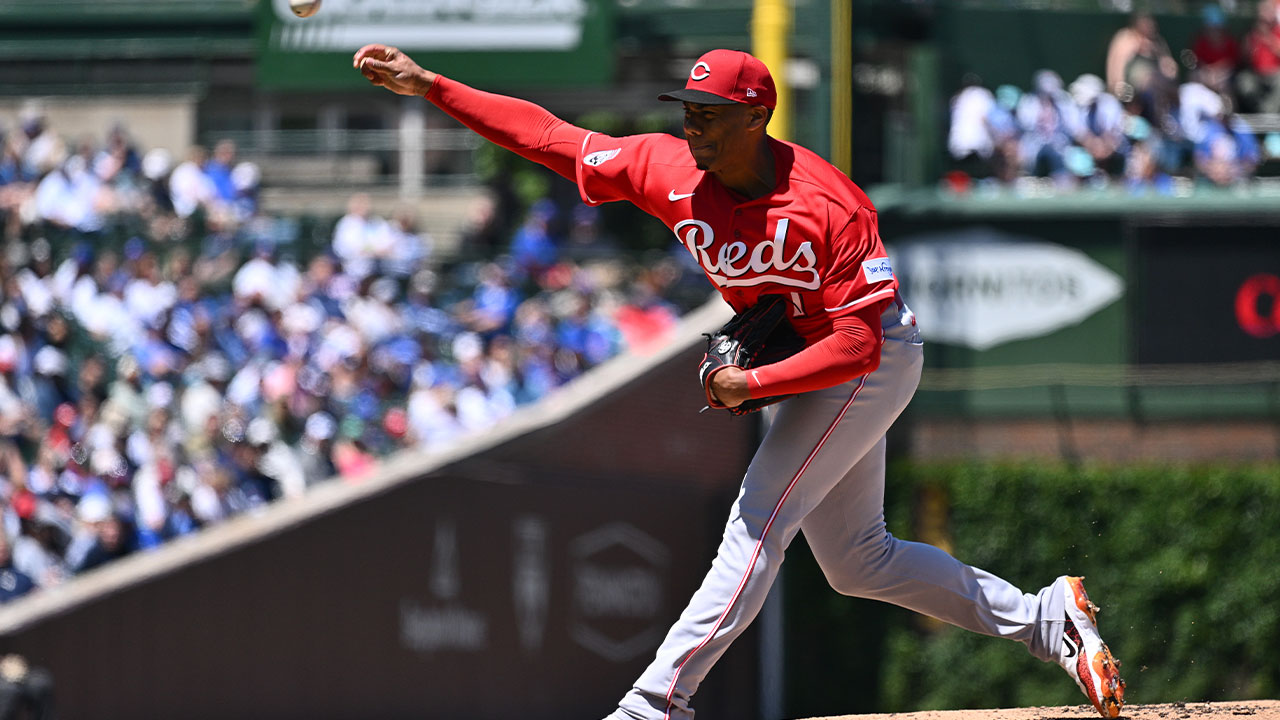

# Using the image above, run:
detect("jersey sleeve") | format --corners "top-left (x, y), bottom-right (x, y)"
top-left (426, 75), bottom-right (586, 182)
top-left (745, 300), bottom-right (887, 399)
top-left (819, 205), bottom-right (898, 319)
top-left (575, 132), bottom-right (659, 209)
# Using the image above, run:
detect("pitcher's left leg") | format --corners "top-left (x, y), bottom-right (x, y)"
top-left (801, 444), bottom-right (1124, 717)
top-left (801, 441), bottom-right (1065, 660)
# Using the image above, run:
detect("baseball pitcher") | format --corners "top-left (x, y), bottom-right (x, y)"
top-left (355, 46), bottom-right (1125, 720)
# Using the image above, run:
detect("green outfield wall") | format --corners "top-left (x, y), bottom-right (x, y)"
top-left (872, 190), bottom-right (1280, 420)
top-left (783, 460), bottom-right (1280, 718)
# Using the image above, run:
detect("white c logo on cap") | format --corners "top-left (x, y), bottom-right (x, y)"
top-left (690, 61), bottom-right (711, 81)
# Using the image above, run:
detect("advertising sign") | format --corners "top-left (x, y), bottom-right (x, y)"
top-left (1136, 226), bottom-right (1280, 364)
top-left (889, 227), bottom-right (1125, 351)
top-left (256, 0), bottom-right (615, 90)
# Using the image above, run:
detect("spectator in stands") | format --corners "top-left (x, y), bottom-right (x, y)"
top-left (1189, 4), bottom-right (1241, 92)
top-left (205, 139), bottom-right (239, 205)
top-left (510, 199), bottom-right (560, 281)
top-left (1194, 108), bottom-right (1262, 185)
top-left (987, 85), bottom-right (1023, 185)
top-left (344, 276), bottom-right (403, 347)
top-left (17, 104), bottom-right (65, 180)
top-left (330, 433), bottom-right (374, 481)
top-left (65, 494), bottom-right (135, 575)
top-left (1106, 12), bottom-right (1179, 118)
top-left (0, 130), bottom-right (33, 187)
top-left (124, 250), bottom-right (177, 332)
top-left (403, 269), bottom-right (454, 338)
top-left (34, 152), bottom-right (108, 237)
top-left (11, 498), bottom-right (69, 589)
top-left (1239, 0), bottom-right (1280, 113)
top-left (332, 192), bottom-right (397, 279)
top-left (231, 160), bottom-right (261, 222)
top-left (132, 427), bottom-right (197, 550)
top-left (141, 148), bottom-right (175, 215)
top-left (233, 242), bottom-right (295, 312)
top-left (298, 411), bottom-right (338, 485)
top-left (1016, 70), bottom-right (1082, 186)
top-left (556, 291), bottom-right (618, 369)
top-left (406, 379), bottom-right (462, 451)
top-left (1125, 134), bottom-right (1176, 194)
top-left (947, 73), bottom-right (999, 178)
top-left (0, 532), bottom-right (36, 605)
top-left (1069, 73), bottom-right (1129, 180)
top-left (187, 459), bottom-right (250, 526)
top-left (1180, 66), bottom-right (1229, 149)
top-left (168, 145), bottom-right (217, 219)
top-left (95, 124), bottom-right (142, 187)
top-left (465, 262), bottom-right (519, 336)
top-left (382, 206), bottom-right (431, 277)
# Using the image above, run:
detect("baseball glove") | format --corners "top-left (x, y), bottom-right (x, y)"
top-left (698, 295), bottom-right (807, 415)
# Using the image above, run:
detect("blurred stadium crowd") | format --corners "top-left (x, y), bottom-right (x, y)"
top-left (0, 109), bottom-right (702, 601)
top-left (947, 2), bottom-right (1280, 192)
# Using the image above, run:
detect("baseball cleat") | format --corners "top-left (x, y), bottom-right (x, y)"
top-left (1058, 576), bottom-right (1126, 718)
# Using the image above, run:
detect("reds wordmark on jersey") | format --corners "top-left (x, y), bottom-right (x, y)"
top-left (575, 132), bottom-right (898, 345)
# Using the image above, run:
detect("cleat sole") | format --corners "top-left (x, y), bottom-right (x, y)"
top-left (1092, 642), bottom-right (1126, 718)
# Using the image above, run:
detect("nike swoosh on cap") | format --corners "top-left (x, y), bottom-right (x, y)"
top-left (668, 190), bottom-right (696, 201)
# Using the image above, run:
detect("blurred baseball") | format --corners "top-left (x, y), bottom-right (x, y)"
top-left (289, 0), bottom-right (321, 18)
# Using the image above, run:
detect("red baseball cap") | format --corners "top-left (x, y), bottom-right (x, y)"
top-left (658, 49), bottom-right (777, 109)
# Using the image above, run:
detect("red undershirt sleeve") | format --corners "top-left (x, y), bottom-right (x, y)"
top-left (425, 76), bottom-right (588, 182)
top-left (746, 299), bottom-right (890, 399)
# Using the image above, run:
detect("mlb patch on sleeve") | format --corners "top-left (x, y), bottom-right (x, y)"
top-left (583, 148), bottom-right (621, 167)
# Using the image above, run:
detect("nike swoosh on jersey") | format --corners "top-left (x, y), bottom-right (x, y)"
top-left (668, 190), bottom-right (696, 201)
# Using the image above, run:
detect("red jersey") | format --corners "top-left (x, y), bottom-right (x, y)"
top-left (574, 132), bottom-right (897, 347)
top-left (1247, 24), bottom-right (1280, 75)
top-left (1191, 32), bottom-right (1240, 69)
top-left (423, 74), bottom-right (895, 400)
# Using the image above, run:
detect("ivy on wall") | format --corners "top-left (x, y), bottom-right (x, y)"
top-left (784, 461), bottom-right (1280, 717)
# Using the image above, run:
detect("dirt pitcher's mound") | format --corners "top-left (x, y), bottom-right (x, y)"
top-left (808, 700), bottom-right (1280, 720)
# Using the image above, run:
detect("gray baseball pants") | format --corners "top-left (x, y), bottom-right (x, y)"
top-left (609, 302), bottom-right (1068, 720)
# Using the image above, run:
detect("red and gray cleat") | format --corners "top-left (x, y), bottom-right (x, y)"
top-left (1058, 576), bottom-right (1126, 718)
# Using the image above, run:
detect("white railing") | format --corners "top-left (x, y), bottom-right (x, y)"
top-left (203, 128), bottom-right (480, 154)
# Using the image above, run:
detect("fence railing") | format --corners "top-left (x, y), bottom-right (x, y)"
top-left (203, 128), bottom-right (481, 155)
top-left (914, 361), bottom-right (1280, 422)
top-left (201, 127), bottom-right (483, 191)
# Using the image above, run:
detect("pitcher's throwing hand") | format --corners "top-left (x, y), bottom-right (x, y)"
top-left (354, 44), bottom-right (437, 97)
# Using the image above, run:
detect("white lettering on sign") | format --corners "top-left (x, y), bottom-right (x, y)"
top-left (569, 522), bottom-right (669, 663)
top-left (890, 228), bottom-right (1124, 350)
top-left (673, 217), bottom-right (819, 290)
top-left (273, 0), bottom-right (589, 51)
top-left (574, 566), bottom-right (663, 618)
top-left (513, 516), bottom-right (550, 653)
top-left (399, 600), bottom-right (488, 652)
top-left (398, 517), bottom-right (489, 654)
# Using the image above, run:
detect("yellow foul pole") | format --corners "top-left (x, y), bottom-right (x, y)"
top-left (831, 0), bottom-right (852, 174)
top-left (752, 0), bottom-right (791, 141)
